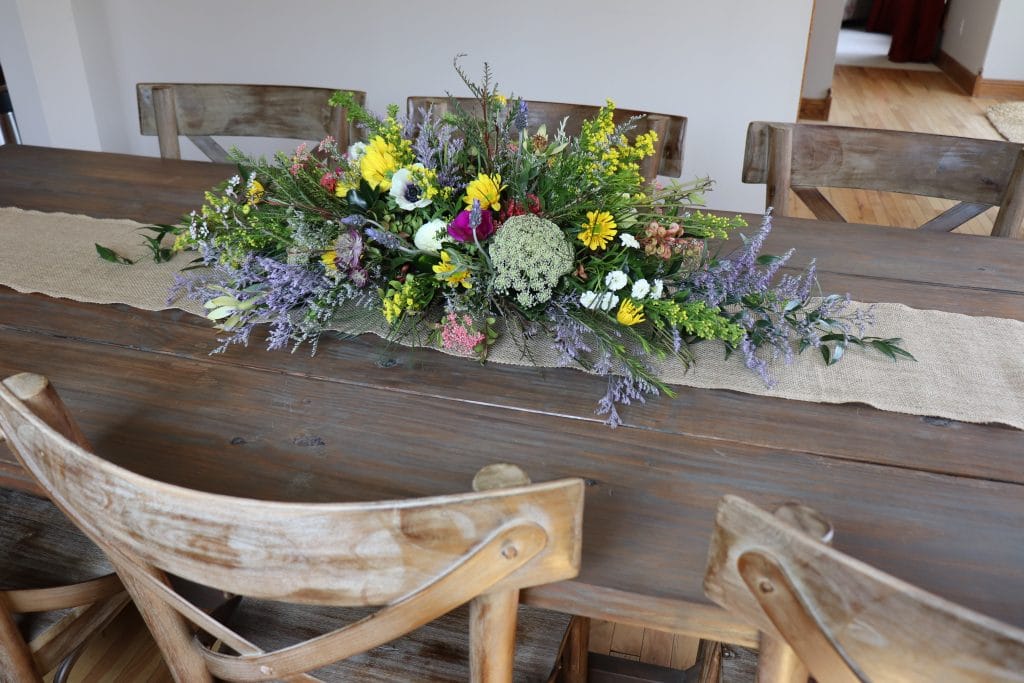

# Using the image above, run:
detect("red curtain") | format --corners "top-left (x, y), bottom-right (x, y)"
top-left (867, 0), bottom-right (946, 63)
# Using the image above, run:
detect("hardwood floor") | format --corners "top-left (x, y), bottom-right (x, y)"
top-left (789, 65), bottom-right (1009, 236)
top-left (49, 65), bottom-right (1014, 681)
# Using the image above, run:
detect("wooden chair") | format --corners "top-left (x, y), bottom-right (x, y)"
top-left (742, 121), bottom-right (1024, 239)
top-left (0, 377), bottom-right (129, 682)
top-left (408, 96), bottom-right (686, 182)
top-left (137, 83), bottom-right (367, 162)
top-left (0, 373), bottom-right (586, 682)
top-left (703, 495), bottom-right (1024, 682)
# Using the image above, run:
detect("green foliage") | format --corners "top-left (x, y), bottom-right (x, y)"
top-left (94, 243), bottom-right (133, 265)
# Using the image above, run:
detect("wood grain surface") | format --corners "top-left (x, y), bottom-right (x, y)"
top-left (1, 145), bottom-right (1023, 647)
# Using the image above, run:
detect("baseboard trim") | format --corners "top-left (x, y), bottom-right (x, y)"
top-left (974, 78), bottom-right (1024, 99)
top-left (934, 50), bottom-right (1024, 99)
top-left (798, 93), bottom-right (832, 121)
top-left (936, 50), bottom-right (979, 95)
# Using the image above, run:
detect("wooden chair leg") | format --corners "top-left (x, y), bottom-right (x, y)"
top-left (118, 568), bottom-right (213, 682)
top-left (555, 615), bottom-right (589, 683)
top-left (696, 638), bottom-right (722, 683)
top-left (756, 633), bottom-right (808, 683)
top-left (470, 589), bottom-right (520, 683)
top-left (0, 597), bottom-right (41, 681)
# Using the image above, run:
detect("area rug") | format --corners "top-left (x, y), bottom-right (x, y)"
top-left (986, 102), bottom-right (1024, 143)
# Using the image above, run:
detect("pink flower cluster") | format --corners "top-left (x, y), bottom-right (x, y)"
top-left (441, 312), bottom-right (485, 356)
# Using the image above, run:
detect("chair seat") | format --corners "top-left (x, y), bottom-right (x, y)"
top-left (0, 487), bottom-right (113, 590)
top-left (227, 599), bottom-right (572, 682)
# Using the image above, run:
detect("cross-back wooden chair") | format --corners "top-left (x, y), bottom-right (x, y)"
top-left (407, 96), bottom-right (686, 182)
top-left (704, 495), bottom-right (1024, 682)
top-left (742, 121), bottom-right (1024, 239)
top-left (0, 377), bottom-right (129, 682)
top-left (137, 83), bottom-right (366, 162)
top-left (0, 373), bottom-right (586, 682)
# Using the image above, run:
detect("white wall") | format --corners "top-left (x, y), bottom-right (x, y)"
top-left (940, 0), bottom-right (1001, 75)
top-left (0, 0), bottom-right (103, 148)
top-left (983, 1), bottom-right (1024, 80)
top-left (802, 0), bottom-right (845, 100)
top-left (1, 0), bottom-right (815, 212)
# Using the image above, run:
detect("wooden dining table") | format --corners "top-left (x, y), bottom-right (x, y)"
top-left (2, 144), bottom-right (1023, 648)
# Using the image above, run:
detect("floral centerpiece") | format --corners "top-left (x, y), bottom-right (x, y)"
top-left (150, 60), bottom-right (909, 425)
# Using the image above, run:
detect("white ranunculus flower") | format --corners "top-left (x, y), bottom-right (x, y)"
top-left (619, 233), bottom-right (640, 249)
top-left (604, 270), bottom-right (628, 291)
top-left (651, 279), bottom-right (664, 299)
top-left (389, 168), bottom-right (433, 211)
top-left (414, 219), bottom-right (448, 253)
top-left (347, 141), bottom-right (367, 162)
top-left (631, 278), bottom-right (651, 300)
top-left (579, 291), bottom-right (619, 311)
top-left (598, 293), bottom-right (620, 311)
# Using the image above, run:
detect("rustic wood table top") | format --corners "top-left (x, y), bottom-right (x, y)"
top-left (2, 145), bottom-right (1023, 646)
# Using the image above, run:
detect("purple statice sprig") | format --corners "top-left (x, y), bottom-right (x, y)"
top-left (545, 299), bottom-right (674, 427)
top-left (597, 374), bottom-right (659, 429)
top-left (411, 106), bottom-right (466, 191)
top-left (170, 250), bottom-right (330, 354)
top-left (688, 211), bottom-right (913, 385)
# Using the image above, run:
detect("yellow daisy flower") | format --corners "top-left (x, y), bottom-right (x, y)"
top-left (616, 299), bottom-right (646, 326)
top-left (578, 210), bottom-right (618, 250)
top-left (432, 251), bottom-right (472, 289)
top-left (245, 179), bottom-right (265, 205)
top-left (360, 136), bottom-right (400, 191)
top-left (463, 173), bottom-right (504, 211)
top-left (321, 250), bottom-right (337, 271)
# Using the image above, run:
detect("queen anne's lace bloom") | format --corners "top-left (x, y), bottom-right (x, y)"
top-left (490, 215), bottom-right (573, 308)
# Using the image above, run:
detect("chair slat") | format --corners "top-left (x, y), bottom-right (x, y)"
top-left (137, 84), bottom-right (366, 160)
top-left (919, 201), bottom-right (992, 233)
top-left (793, 187), bottom-right (845, 223)
top-left (743, 121), bottom-right (1024, 236)
top-left (187, 135), bottom-right (231, 164)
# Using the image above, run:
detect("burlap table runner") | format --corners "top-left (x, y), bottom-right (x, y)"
top-left (3, 206), bottom-right (1022, 429)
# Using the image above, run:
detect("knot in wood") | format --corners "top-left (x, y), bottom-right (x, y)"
top-left (260, 665), bottom-right (274, 675)
top-left (757, 579), bottom-right (774, 594)
top-left (501, 543), bottom-right (518, 560)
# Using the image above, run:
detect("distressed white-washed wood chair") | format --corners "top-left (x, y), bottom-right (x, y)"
top-left (407, 96), bottom-right (686, 182)
top-left (703, 495), bottom-right (1024, 682)
top-left (0, 376), bottom-right (129, 682)
top-left (0, 373), bottom-right (586, 682)
top-left (742, 121), bottom-right (1024, 239)
top-left (136, 83), bottom-right (366, 162)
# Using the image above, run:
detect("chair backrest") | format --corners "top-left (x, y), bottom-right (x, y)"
top-left (742, 121), bottom-right (1024, 238)
top-left (137, 83), bottom-right (367, 162)
top-left (703, 495), bottom-right (1024, 683)
top-left (407, 96), bottom-right (686, 182)
top-left (0, 373), bottom-right (584, 682)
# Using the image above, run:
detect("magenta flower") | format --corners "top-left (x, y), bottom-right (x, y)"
top-left (447, 209), bottom-right (495, 243)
